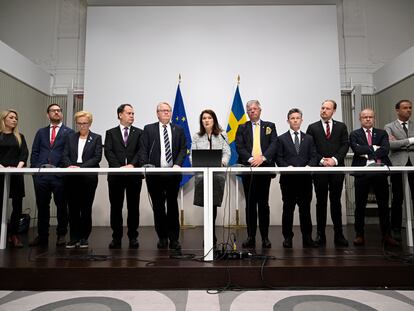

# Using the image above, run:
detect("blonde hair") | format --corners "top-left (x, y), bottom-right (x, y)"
top-left (0, 109), bottom-right (22, 146)
top-left (74, 110), bottom-right (93, 124)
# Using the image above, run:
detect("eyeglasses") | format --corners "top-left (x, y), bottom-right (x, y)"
top-left (76, 122), bottom-right (90, 126)
top-left (49, 109), bottom-right (62, 113)
top-left (157, 109), bottom-right (171, 113)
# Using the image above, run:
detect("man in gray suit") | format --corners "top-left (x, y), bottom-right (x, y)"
top-left (384, 99), bottom-right (414, 241)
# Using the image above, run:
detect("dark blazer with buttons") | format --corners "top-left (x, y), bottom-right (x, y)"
top-left (139, 122), bottom-right (187, 167)
top-left (350, 127), bottom-right (391, 167)
top-left (235, 120), bottom-right (278, 167)
top-left (276, 130), bottom-right (317, 183)
top-left (30, 124), bottom-right (74, 168)
top-left (306, 119), bottom-right (349, 166)
top-left (62, 131), bottom-right (102, 168)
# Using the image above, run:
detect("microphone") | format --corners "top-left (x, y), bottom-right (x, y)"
top-left (143, 164), bottom-right (155, 168)
top-left (220, 133), bottom-right (230, 146)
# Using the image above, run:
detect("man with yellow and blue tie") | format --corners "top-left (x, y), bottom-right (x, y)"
top-left (236, 100), bottom-right (278, 249)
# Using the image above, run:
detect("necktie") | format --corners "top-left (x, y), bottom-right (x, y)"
top-left (325, 121), bottom-right (331, 139)
top-left (294, 131), bottom-right (300, 154)
top-left (252, 122), bottom-right (261, 157)
top-left (50, 125), bottom-right (57, 146)
top-left (123, 127), bottom-right (129, 146)
top-left (366, 129), bottom-right (372, 146)
top-left (402, 122), bottom-right (409, 137)
top-left (163, 125), bottom-right (172, 165)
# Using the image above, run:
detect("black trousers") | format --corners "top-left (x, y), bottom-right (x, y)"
top-left (354, 174), bottom-right (390, 236)
top-left (280, 175), bottom-right (313, 239)
top-left (0, 175), bottom-right (23, 235)
top-left (66, 175), bottom-right (98, 241)
top-left (146, 175), bottom-right (181, 241)
top-left (313, 173), bottom-right (345, 235)
top-left (108, 175), bottom-right (142, 240)
top-left (390, 167), bottom-right (414, 231)
top-left (241, 174), bottom-right (272, 239)
top-left (33, 175), bottom-right (68, 238)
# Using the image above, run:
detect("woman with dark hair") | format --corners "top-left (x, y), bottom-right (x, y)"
top-left (190, 109), bottom-right (231, 245)
top-left (0, 109), bottom-right (29, 248)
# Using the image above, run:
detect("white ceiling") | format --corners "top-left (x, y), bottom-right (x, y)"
top-left (87, 0), bottom-right (337, 6)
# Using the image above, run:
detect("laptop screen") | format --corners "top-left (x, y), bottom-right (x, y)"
top-left (192, 149), bottom-right (223, 167)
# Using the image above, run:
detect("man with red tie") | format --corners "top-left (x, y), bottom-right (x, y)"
top-left (350, 108), bottom-right (398, 247)
top-left (30, 104), bottom-right (74, 247)
top-left (306, 100), bottom-right (349, 247)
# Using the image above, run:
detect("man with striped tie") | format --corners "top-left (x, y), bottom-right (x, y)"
top-left (139, 102), bottom-right (187, 250)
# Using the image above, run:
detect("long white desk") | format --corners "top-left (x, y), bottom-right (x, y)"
top-left (1, 166), bottom-right (413, 261)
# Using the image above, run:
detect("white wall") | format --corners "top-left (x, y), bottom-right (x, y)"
top-left (84, 5), bottom-right (342, 226)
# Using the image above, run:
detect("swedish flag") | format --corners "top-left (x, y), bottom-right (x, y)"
top-left (172, 84), bottom-right (192, 187)
top-left (226, 85), bottom-right (247, 165)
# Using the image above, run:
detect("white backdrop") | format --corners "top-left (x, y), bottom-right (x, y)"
top-left (84, 5), bottom-right (344, 228)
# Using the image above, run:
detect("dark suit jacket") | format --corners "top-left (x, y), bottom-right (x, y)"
top-left (306, 120), bottom-right (349, 166)
top-left (276, 130), bottom-right (317, 184)
top-left (139, 122), bottom-right (187, 167)
top-left (104, 125), bottom-right (142, 168)
top-left (62, 131), bottom-right (102, 168)
top-left (350, 127), bottom-right (391, 167)
top-left (235, 120), bottom-right (278, 166)
top-left (30, 124), bottom-right (74, 168)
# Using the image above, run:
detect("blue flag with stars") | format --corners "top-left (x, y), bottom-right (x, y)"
top-left (226, 85), bottom-right (247, 165)
top-left (172, 84), bottom-right (192, 187)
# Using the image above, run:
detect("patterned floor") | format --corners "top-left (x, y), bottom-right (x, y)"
top-left (0, 290), bottom-right (414, 310)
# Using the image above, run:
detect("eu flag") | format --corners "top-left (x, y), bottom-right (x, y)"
top-left (226, 85), bottom-right (247, 165)
top-left (172, 84), bottom-right (192, 187)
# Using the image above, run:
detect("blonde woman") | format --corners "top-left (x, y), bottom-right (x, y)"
top-left (62, 111), bottom-right (102, 249)
top-left (0, 109), bottom-right (29, 248)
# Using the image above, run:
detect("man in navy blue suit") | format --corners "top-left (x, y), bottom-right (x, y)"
top-left (350, 108), bottom-right (399, 247)
top-left (276, 108), bottom-right (318, 248)
top-left (236, 100), bottom-right (278, 249)
top-left (139, 102), bottom-right (187, 250)
top-left (30, 103), bottom-right (74, 246)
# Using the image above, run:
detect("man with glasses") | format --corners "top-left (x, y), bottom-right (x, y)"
top-left (235, 100), bottom-right (278, 249)
top-left (30, 104), bottom-right (74, 247)
top-left (104, 104), bottom-right (143, 249)
top-left (139, 102), bottom-right (187, 250)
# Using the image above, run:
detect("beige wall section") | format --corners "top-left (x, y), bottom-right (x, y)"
top-left (0, 70), bottom-right (49, 216)
top-left (376, 75), bottom-right (414, 128)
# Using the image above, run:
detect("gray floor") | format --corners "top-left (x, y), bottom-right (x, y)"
top-left (1, 290), bottom-right (414, 310)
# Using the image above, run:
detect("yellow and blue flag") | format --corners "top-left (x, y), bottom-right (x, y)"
top-left (172, 84), bottom-right (192, 187)
top-left (226, 85), bottom-right (246, 165)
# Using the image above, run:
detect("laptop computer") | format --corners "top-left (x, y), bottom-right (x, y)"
top-left (192, 149), bottom-right (222, 167)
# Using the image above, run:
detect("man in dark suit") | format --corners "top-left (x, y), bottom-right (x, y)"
top-left (350, 108), bottom-right (398, 247)
top-left (384, 99), bottom-right (414, 241)
top-left (276, 108), bottom-right (318, 248)
top-left (104, 104), bottom-right (143, 249)
top-left (306, 100), bottom-right (349, 247)
top-left (30, 103), bottom-right (74, 247)
top-left (139, 102), bottom-right (187, 250)
top-left (235, 100), bottom-right (277, 249)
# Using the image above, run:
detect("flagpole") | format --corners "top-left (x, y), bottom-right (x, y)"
top-left (176, 73), bottom-right (195, 229)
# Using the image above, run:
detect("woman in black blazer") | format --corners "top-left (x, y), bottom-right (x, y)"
top-left (62, 111), bottom-right (102, 248)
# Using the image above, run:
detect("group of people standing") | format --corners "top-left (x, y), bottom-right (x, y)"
top-left (0, 98), bottom-right (412, 250)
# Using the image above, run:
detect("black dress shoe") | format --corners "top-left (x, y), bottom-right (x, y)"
top-left (262, 238), bottom-right (272, 248)
top-left (108, 239), bottom-right (122, 249)
top-left (29, 236), bottom-right (48, 247)
top-left (169, 240), bottom-right (181, 250)
top-left (383, 234), bottom-right (400, 247)
top-left (242, 237), bottom-right (256, 248)
top-left (283, 238), bottom-right (293, 248)
top-left (334, 234), bottom-right (349, 247)
top-left (315, 232), bottom-right (326, 247)
top-left (157, 238), bottom-right (168, 249)
top-left (129, 238), bottom-right (139, 249)
top-left (353, 235), bottom-right (365, 246)
top-left (302, 235), bottom-right (318, 248)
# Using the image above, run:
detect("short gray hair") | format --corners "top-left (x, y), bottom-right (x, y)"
top-left (246, 100), bottom-right (261, 111)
